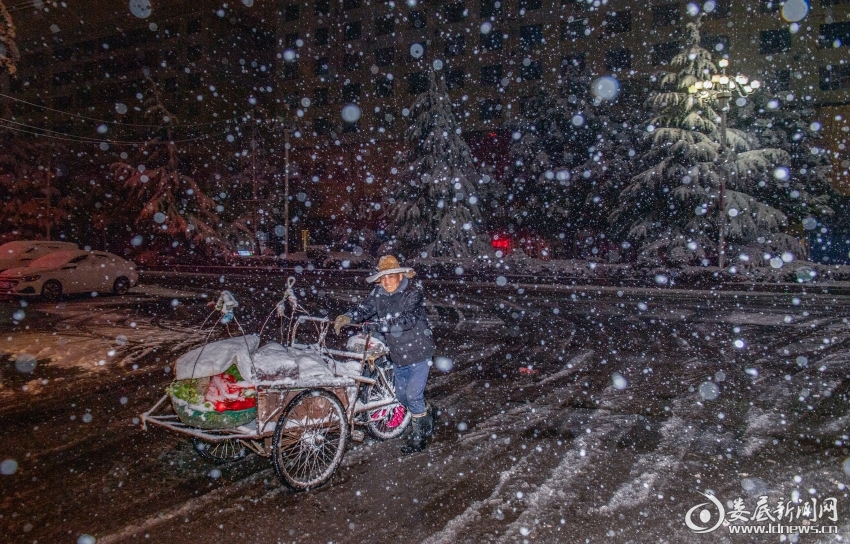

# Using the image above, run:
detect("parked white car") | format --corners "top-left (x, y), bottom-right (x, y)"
top-left (0, 250), bottom-right (139, 299)
top-left (0, 240), bottom-right (79, 272)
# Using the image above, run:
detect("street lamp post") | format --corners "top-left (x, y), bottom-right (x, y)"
top-left (283, 125), bottom-right (290, 261)
top-left (688, 58), bottom-right (760, 270)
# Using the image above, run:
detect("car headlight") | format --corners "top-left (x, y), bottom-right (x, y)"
top-left (20, 274), bottom-right (41, 282)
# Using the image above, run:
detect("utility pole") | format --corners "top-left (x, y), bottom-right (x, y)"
top-left (44, 164), bottom-right (52, 241)
top-left (717, 94), bottom-right (728, 270)
top-left (284, 123), bottom-right (290, 260)
top-left (251, 117), bottom-right (260, 256)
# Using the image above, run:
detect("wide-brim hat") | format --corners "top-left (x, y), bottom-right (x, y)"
top-left (366, 255), bottom-right (416, 283)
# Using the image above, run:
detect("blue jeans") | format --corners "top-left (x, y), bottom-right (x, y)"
top-left (393, 359), bottom-right (430, 416)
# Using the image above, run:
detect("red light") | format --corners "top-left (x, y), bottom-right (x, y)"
top-left (489, 132), bottom-right (497, 138)
top-left (491, 234), bottom-right (512, 253)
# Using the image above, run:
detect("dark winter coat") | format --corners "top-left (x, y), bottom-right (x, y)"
top-left (344, 277), bottom-right (436, 366)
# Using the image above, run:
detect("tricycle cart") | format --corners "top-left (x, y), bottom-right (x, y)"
top-left (141, 281), bottom-right (410, 491)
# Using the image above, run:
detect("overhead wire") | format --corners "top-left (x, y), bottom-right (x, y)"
top-left (0, 117), bottom-right (216, 145)
top-left (0, 92), bottom-right (242, 128)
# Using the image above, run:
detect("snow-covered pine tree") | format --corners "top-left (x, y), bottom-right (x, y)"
top-left (0, 1), bottom-right (19, 76)
top-left (503, 89), bottom-right (575, 237)
top-left (387, 71), bottom-right (490, 258)
top-left (111, 77), bottom-right (220, 248)
top-left (611, 15), bottom-right (798, 267)
top-left (737, 94), bottom-right (835, 237)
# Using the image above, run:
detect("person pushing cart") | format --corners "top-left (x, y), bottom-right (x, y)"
top-left (334, 255), bottom-right (437, 454)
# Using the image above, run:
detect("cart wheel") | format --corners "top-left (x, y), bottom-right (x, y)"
top-left (365, 363), bottom-right (412, 441)
top-left (192, 438), bottom-right (249, 464)
top-left (272, 389), bottom-right (348, 491)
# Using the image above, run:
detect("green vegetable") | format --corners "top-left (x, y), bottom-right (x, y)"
top-left (224, 364), bottom-right (243, 381)
top-left (167, 379), bottom-right (202, 404)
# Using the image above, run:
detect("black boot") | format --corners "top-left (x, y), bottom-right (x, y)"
top-left (424, 403), bottom-right (439, 437)
top-left (420, 407), bottom-right (436, 438)
top-left (401, 416), bottom-right (427, 454)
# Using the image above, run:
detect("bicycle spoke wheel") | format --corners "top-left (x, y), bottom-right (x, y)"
top-left (366, 364), bottom-right (411, 440)
top-left (192, 438), bottom-right (250, 465)
top-left (272, 389), bottom-right (348, 491)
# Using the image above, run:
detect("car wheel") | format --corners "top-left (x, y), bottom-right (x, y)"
top-left (41, 280), bottom-right (62, 301)
top-left (112, 276), bottom-right (131, 295)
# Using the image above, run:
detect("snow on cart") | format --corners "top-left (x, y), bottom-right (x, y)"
top-left (140, 278), bottom-right (411, 490)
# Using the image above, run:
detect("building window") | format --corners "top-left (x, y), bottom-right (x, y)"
top-left (376, 76), bottom-right (394, 97)
top-left (343, 0), bottom-right (360, 10)
top-left (344, 21), bottom-right (362, 41)
top-left (53, 95), bottom-right (73, 110)
top-left (447, 68), bottom-right (465, 89)
top-left (284, 4), bottom-right (300, 21)
top-left (820, 65), bottom-right (850, 90)
top-left (376, 14), bottom-right (395, 35)
top-left (520, 60), bottom-right (542, 81)
top-left (480, 0), bottom-right (502, 17)
top-left (75, 88), bottom-right (93, 107)
top-left (770, 69), bottom-right (790, 91)
top-left (652, 4), bottom-right (680, 27)
top-left (314, 87), bottom-right (329, 105)
top-left (314, 0), bottom-right (330, 15)
top-left (342, 82), bottom-right (361, 101)
top-left (701, 34), bottom-right (729, 53)
top-left (315, 28), bottom-right (329, 45)
top-left (344, 53), bottom-right (361, 71)
top-left (760, 28), bottom-right (791, 54)
top-left (375, 47), bottom-right (395, 66)
top-left (315, 57), bottom-right (329, 76)
top-left (604, 10), bottom-right (631, 33)
top-left (409, 10), bottom-right (426, 28)
top-left (520, 25), bottom-right (543, 48)
top-left (479, 98), bottom-right (502, 120)
top-left (282, 62), bottom-right (299, 80)
top-left (605, 48), bottom-right (631, 71)
top-left (481, 63), bottom-right (503, 85)
top-left (818, 22), bottom-right (850, 49)
top-left (561, 19), bottom-right (588, 40)
top-left (187, 17), bottom-right (202, 34)
top-left (187, 45), bottom-right (203, 62)
top-left (443, 2), bottom-right (466, 23)
top-left (445, 35), bottom-right (466, 56)
top-left (481, 30), bottom-right (502, 50)
top-left (519, 0), bottom-right (542, 10)
top-left (314, 118), bottom-right (331, 135)
top-left (561, 53), bottom-right (586, 73)
top-left (651, 41), bottom-right (679, 66)
top-left (408, 71), bottom-right (429, 94)
top-left (709, 0), bottom-right (731, 18)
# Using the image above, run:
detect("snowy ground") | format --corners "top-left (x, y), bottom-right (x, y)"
top-left (2, 275), bottom-right (850, 543)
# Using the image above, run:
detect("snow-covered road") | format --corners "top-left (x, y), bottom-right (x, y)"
top-left (2, 277), bottom-right (850, 543)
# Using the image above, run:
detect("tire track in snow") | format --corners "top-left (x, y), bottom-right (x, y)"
top-left (492, 416), bottom-right (619, 543)
top-left (416, 351), bottom-right (604, 543)
top-left (418, 453), bottom-right (536, 544)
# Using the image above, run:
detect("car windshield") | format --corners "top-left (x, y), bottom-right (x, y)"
top-left (28, 252), bottom-right (77, 268)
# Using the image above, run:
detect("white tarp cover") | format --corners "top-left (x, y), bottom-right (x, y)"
top-left (252, 342), bottom-right (361, 383)
top-left (252, 342), bottom-right (300, 381)
top-left (174, 335), bottom-right (260, 380)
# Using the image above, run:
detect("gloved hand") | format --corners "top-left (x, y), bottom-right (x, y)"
top-left (362, 321), bottom-right (379, 334)
top-left (333, 314), bottom-right (351, 335)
